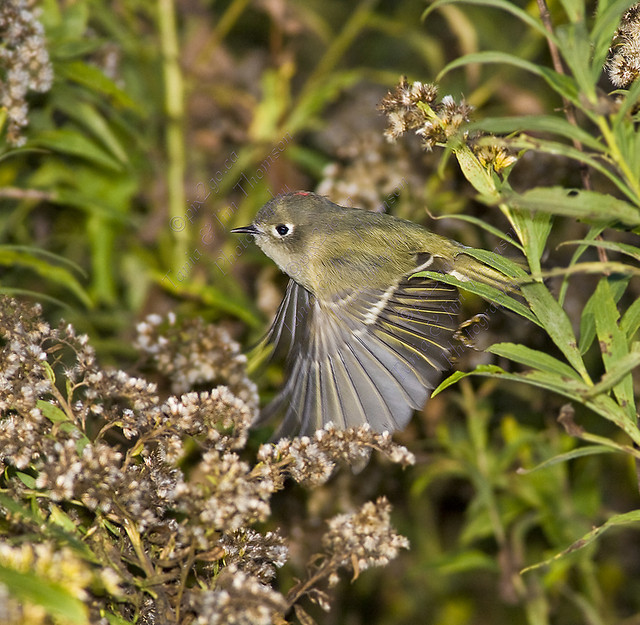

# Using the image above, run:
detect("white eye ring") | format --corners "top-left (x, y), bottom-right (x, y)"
top-left (273, 223), bottom-right (294, 237)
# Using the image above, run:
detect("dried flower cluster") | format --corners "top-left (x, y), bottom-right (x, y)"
top-left (322, 497), bottom-right (409, 575)
top-left (193, 565), bottom-right (289, 625)
top-left (379, 77), bottom-right (470, 149)
top-left (607, 3), bottom-right (640, 88)
top-left (136, 312), bottom-right (259, 408)
top-left (379, 77), bottom-right (517, 173)
top-left (316, 131), bottom-right (420, 212)
top-left (0, 296), bottom-right (412, 623)
top-left (259, 423), bottom-right (415, 487)
top-left (0, 0), bottom-right (53, 146)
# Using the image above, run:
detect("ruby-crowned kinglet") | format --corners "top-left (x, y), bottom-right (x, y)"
top-left (232, 191), bottom-right (513, 437)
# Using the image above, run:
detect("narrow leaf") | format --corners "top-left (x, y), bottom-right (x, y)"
top-left (419, 271), bottom-right (540, 325)
top-left (431, 365), bottom-right (506, 396)
top-left (561, 238), bottom-right (640, 262)
top-left (0, 247), bottom-right (92, 308)
top-left (468, 115), bottom-right (604, 151)
top-left (423, 0), bottom-right (551, 42)
top-left (594, 278), bottom-right (636, 418)
top-left (38, 400), bottom-right (70, 423)
top-left (579, 274), bottom-right (630, 354)
top-left (517, 445), bottom-right (617, 474)
top-left (495, 135), bottom-right (638, 202)
top-left (621, 297), bottom-right (640, 339)
top-left (587, 345), bottom-right (640, 397)
top-left (487, 342), bottom-right (581, 380)
top-left (33, 129), bottom-right (124, 172)
top-left (521, 510), bottom-right (640, 574)
top-left (453, 143), bottom-right (499, 198)
top-left (0, 566), bottom-right (89, 624)
top-left (59, 61), bottom-right (140, 111)
top-left (498, 187), bottom-right (640, 227)
top-left (521, 282), bottom-right (590, 381)
top-left (438, 52), bottom-right (580, 105)
top-left (430, 213), bottom-right (524, 251)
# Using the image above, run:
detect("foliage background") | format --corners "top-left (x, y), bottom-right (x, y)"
top-left (1, 0), bottom-right (639, 623)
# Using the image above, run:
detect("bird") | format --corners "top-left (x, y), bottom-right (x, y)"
top-left (231, 191), bottom-right (513, 438)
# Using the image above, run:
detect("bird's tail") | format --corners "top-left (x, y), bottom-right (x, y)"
top-left (450, 252), bottom-right (523, 294)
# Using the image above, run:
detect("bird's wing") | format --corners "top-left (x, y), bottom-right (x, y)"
top-left (257, 254), bottom-right (460, 437)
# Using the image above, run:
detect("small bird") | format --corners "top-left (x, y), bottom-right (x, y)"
top-left (232, 191), bottom-right (512, 438)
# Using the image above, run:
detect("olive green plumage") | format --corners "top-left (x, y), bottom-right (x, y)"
top-left (232, 191), bottom-right (512, 437)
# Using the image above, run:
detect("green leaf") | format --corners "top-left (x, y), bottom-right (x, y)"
top-left (555, 22), bottom-right (596, 99)
top-left (432, 365), bottom-right (506, 396)
top-left (504, 208), bottom-right (552, 275)
top-left (422, 0), bottom-right (552, 42)
top-left (621, 297), bottom-right (640, 339)
top-left (494, 135), bottom-right (638, 202)
top-left (497, 187), bottom-right (640, 227)
top-left (32, 129), bottom-right (125, 172)
top-left (561, 238), bottom-right (640, 263)
top-left (439, 51), bottom-right (581, 105)
top-left (456, 247), bottom-right (529, 281)
top-left (521, 510), bottom-right (640, 574)
top-left (54, 98), bottom-right (129, 165)
top-left (16, 471), bottom-right (37, 488)
top-left (587, 344), bottom-right (640, 398)
top-left (0, 246), bottom-right (92, 308)
top-left (453, 143), bottom-right (499, 198)
top-left (37, 401), bottom-right (91, 454)
top-left (435, 363), bottom-right (640, 443)
top-left (419, 271), bottom-right (540, 325)
top-left (487, 342), bottom-right (582, 380)
top-left (593, 278), bottom-right (636, 418)
top-left (59, 61), bottom-right (140, 111)
top-left (49, 503), bottom-right (80, 533)
top-left (468, 115), bottom-right (604, 152)
top-left (521, 281), bottom-right (590, 382)
top-left (579, 274), bottom-right (631, 354)
top-left (0, 565), bottom-right (89, 624)
top-left (38, 400), bottom-right (70, 423)
top-left (517, 445), bottom-right (617, 474)
top-left (430, 213), bottom-right (524, 251)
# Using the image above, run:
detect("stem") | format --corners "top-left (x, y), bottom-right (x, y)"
top-left (596, 117), bottom-right (640, 203)
top-left (123, 516), bottom-right (175, 621)
top-left (0, 187), bottom-right (54, 201)
top-left (175, 542), bottom-right (196, 623)
top-left (158, 0), bottom-right (188, 268)
top-left (285, 559), bottom-right (337, 608)
top-left (288, 0), bottom-right (379, 133)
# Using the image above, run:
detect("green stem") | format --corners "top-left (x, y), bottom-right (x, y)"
top-left (158, 0), bottom-right (187, 268)
top-left (288, 0), bottom-right (379, 133)
top-left (596, 117), bottom-right (640, 205)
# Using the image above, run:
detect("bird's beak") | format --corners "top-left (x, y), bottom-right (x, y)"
top-left (231, 224), bottom-right (260, 235)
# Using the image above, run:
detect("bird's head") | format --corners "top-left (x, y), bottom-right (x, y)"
top-left (231, 192), bottom-right (341, 288)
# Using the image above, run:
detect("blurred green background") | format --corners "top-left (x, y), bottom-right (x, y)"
top-left (1, 0), bottom-right (640, 623)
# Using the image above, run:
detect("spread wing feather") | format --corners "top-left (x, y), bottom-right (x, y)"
top-left (257, 256), bottom-right (459, 437)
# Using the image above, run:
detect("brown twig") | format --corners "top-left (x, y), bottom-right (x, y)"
top-left (0, 187), bottom-right (54, 201)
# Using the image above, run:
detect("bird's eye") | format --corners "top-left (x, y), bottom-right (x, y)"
top-left (275, 224), bottom-right (290, 236)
